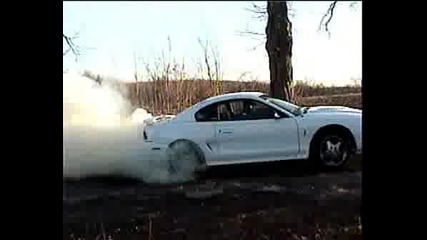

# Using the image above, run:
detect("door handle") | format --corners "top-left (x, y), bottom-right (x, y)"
top-left (219, 129), bottom-right (233, 134)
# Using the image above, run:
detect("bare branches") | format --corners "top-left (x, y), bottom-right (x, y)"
top-left (349, 1), bottom-right (360, 10)
top-left (198, 38), bottom-right (222, 95)
top-left (237, 30), bottom-right (264, 36)
top-left (240, 2), bottom-right (267, 34)
top-left (235, 28), bottom-right (266, 52)
top-left (247, 40), bottom-right (265, 51)
top-left (237, 2), bottom-right (268, 51)
top-left (210, 45), bottom-right (222, 81)
top-left (198, 38), bottom-right (213, 82)
top-left (240, 2), bottom-right (289, 52)
top-left (318, 1), bottom-right (338, 37)
top-left (63, 32), bottom-right (81, 60)
top-left (244, 2), bottom-right (267, 20)
top-left (236, 29), bottom-right (266, 50)
top-left (318, 1), bottom-right (360, 37)
top-left (133, 52), bottom-right (143, 107)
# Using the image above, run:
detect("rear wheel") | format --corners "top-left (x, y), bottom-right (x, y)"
top-left (166, 140), bottom-right (206, 180)
top-left (310, 132), bottom-right (351, 170)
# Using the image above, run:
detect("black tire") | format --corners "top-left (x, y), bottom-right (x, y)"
top-left (166, 140), bottom-right (206, 180)
top-left (310, 131), bottom-right (351, 170)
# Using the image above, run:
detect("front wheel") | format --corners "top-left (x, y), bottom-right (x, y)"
top-left (310, 132), bottom-right (351, 170)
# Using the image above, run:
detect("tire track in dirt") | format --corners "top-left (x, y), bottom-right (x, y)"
top-left (63, 159), bottom-right (362, 240)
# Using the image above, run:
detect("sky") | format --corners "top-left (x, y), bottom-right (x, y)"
top-left (63, 1), bottom-right (362, 86)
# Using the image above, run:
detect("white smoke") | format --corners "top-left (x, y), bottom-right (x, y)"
top-left (63, 72), bottom-right (195, 184)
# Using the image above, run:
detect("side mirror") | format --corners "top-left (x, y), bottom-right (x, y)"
top-left (274, 112), bottom-right (281, 119)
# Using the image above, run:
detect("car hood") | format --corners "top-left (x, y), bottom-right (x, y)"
top-left (306, 106), bottom-right (362, 114)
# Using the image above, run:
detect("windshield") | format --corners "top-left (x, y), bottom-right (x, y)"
top-left (260, 95), bottom-right (303, 116)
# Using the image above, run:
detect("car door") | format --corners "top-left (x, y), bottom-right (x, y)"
top-left (192, 102), bottom-right (222, 163)
top-left (214, 99), bottom-right (300, 164)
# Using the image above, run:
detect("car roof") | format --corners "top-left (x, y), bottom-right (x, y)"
top-left (202, 91), bottom-right (265, 103)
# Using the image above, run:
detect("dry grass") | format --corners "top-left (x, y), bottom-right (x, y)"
top-left (296, 93), bottom-right (362, 109)
top-left (121, 80), bottom-right (361, 115)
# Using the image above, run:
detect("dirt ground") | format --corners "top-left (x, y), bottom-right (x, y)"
top-left (63, 157), bottom-right (362, 240)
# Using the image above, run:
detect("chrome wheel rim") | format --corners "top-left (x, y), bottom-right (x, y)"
top-left (319, 135), bottom-right (348, 167)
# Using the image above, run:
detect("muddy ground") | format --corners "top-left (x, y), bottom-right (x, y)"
top-left (63, 157), bottom-right (362, 240)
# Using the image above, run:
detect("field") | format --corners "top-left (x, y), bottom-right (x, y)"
top-left (64, 158), bottom-right (362, 240)
top-left (64, 79), bottom-right (362, 240)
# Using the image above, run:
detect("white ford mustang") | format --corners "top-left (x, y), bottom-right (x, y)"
top-left (142, 92), bottom-right (362, 174)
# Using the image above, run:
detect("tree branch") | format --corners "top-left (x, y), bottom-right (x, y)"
top-left (198, 38), bottom-right (212, 82)
top-left (236, 30), bottom-right (265, 37)
top-left (245, 3), bottom-right (267, 15)
top-left (318, 1), bottom-right (338, 37)
top-left (349, 1), bottom-right (359, 10)
top-left (63, 33), bottom-right (80, 60)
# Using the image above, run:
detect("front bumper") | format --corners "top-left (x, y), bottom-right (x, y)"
top-left (356, 135), bottom-right (362, 153)
top-left (352, 133), bottom-right (362, 155)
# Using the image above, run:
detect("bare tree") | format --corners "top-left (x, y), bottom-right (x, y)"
top-left (242, 1), bottom-right (359, 101)
top-left (265, 1), bottom-right (293, 101)
top-left (241, 1), bottom-right (293, 101)
top-left (198, 38), bottom-right (213, 82)
top-left (133, 52), bottom-right (143, 107)
top-left (198, 38), bottom-right (223, 96)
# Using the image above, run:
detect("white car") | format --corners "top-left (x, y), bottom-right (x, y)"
top-left (142, 92), bottom-right (362, 174)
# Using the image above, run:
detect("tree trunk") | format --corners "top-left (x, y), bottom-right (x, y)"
top-left (266, 1), bottom-right (293, 101)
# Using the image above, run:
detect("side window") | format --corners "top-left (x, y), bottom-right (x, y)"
top-left (229, 100), bottom-right (244, 115)
top-left (195, 104), bottom-right (219, 122)
top-left (244, 100), bottom-right (277, 120)
top-left (195, 99), bottom-right (281, 122)
top-left (228, 100), bottom-right (247, 121)
top-left (219, 100), bottom-right (246, 121)
top-left (230, 100), bottom-right (245, 118)
top-left (217, 102), bottom-right (233, 121)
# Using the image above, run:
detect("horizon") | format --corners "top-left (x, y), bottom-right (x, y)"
top-left (63, 1), bottom-right (362, 87)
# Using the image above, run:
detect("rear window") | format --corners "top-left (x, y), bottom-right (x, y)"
top-left (195, 104), bottom-right (219, 122)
